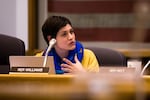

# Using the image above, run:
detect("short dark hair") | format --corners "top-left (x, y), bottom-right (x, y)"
top-left (42, 16), bottom-right (72, 45)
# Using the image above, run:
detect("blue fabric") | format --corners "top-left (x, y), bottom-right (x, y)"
top-left (43, 41), bottom-right (84, 74)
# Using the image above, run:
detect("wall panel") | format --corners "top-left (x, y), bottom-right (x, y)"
top-left (47, 0), bottom-right (150, 42)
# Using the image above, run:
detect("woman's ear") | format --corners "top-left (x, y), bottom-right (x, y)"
top-left (47, 35), bottom-right (52, 42)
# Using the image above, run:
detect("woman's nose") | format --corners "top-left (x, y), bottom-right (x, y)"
top-left (68, 33), bottom-right (73, 39)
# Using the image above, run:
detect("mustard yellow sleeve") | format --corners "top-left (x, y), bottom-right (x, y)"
top-left (35, 51), bottom-right (43, 56)
top-left (81, 49), bottom-right (100, 72)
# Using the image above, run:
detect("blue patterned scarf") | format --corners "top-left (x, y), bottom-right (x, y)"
top-left (43, 41), bottom-right (84, 74)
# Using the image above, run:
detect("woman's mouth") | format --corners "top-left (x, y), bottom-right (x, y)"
top-left (70, 41), bottom-right (75, 45)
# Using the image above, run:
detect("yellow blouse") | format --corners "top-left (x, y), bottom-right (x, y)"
top-left (36, 49), bottom-right (100, 73)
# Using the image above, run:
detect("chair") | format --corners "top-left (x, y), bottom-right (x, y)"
top-left (0, 34), bottom-right (25, 73)
top-left (86, 47), bottom-right (126, 66)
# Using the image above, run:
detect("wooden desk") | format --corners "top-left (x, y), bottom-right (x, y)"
top-left (116, 49), bottom-right (150, 58)
top-left (0, 74), bottom-right (150, 100)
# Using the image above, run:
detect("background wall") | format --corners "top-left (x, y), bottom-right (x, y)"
top-left (0, 0), bottom-right (28, 50)
top-left (38, 0), bottom-right (150, 50)
top-left (38, 0), bottom-right (48, 50)
top-left (0, 0), bottom-right (149, 51)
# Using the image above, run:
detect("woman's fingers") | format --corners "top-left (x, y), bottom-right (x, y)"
top-left (74, 54), bottom-right (79, 63)
top-left (61, 55), bottom-right (86, 73)
top-left (61, 63), bottom-right (72, 73)
top-left (62, 58), bottom-right (72, 65)
top-left (61, 67), bottom-right (72, 73)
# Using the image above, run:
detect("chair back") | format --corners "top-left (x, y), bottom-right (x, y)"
top-left (0, 34), bottom-right (25, 73)
top-left (86, 47), bottom-right (126, 66)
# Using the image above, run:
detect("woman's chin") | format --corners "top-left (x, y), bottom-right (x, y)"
top-left (69, 45), bottom-right (76, 50)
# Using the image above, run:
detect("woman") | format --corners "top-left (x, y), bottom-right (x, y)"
top-left (36, 16), bottom-right (99, 74)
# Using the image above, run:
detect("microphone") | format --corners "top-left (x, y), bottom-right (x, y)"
top-left (140, 60), bottom-right (150, 76)
top-left (43, 38), bottom-right (56, 67)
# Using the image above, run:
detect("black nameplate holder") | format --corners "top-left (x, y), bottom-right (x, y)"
top-left (10, 67), bottom-right (49, 73)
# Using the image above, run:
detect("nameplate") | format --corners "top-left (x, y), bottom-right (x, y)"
top-left (10, 67), bottom-right (49, 73)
